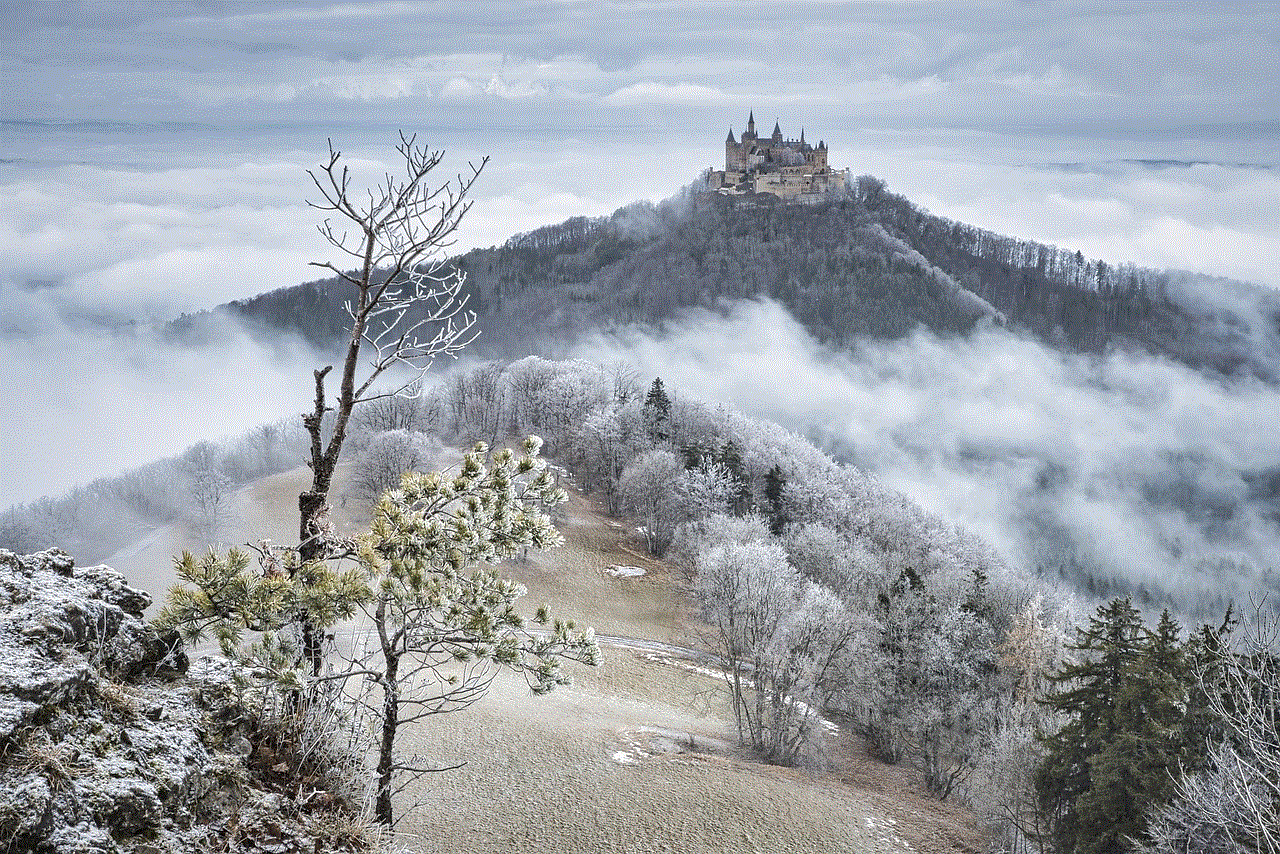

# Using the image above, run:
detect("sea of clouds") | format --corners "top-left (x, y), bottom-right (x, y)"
top-left (573, 298), bottom-right (1280, 614)
top-left (2, 0), bottom-right (1276, 626)
top-left (2, 120), bottom-right (1278, 525)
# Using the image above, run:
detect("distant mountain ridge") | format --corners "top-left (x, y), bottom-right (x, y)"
top-left (168, 175), bottom-right (1280, 380)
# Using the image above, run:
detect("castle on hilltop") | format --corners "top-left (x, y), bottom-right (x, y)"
top-left (705, 112), bottom-right (851, 201)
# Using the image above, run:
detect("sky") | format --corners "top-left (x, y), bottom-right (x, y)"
top-left (1, 0), bottom-right (1278, 507)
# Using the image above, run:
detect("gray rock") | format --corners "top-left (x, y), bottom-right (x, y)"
top-left (0, 549), bottom-right (367, 854)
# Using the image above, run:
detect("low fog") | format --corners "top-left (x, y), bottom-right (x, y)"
top-left (573, 298), bottom-right (1280, 614)
top-left (0, 281), bottom-right (320, 508)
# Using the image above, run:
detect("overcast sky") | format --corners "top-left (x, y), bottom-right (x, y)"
top-left (2, 1), bottom-right (1278, 506)
top-left (5, 1), bottom-right (1278, 135)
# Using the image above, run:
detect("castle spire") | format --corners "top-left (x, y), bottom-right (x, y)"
top-left (747, 111), bottom-right (755, 135)
top-left (772, 120), bottom-right (781, 138)
top-left (726, 127), bottom-right (736, 144)
top-left (800, 128), bottom-right (805, 143)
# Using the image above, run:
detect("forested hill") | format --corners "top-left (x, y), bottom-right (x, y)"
top-left (170, 175), bottom-right (1280, 379)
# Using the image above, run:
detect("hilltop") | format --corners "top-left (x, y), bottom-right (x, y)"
top-left (170, 175), bottom-right (1280, 381)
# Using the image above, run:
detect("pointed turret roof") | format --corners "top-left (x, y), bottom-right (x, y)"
top-left (726, 128), bottom-right (736, 144)
top-left (800, 128), bottom-right (805, 143)
top-left (747, 110), bottom-right (755, 131)
top-left (772, 120), bottom-right (781, 136)
top-left (818, 139), bottom-right (826, 149)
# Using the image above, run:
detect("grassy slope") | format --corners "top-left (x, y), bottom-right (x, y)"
top-left (106, 460), bottom-right (986, 854)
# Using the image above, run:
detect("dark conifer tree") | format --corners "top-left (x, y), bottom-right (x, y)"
top-left (1072, 611), bottom-right (1185, 853)
top-left (643, 377), bottom-right (672, 444)
top-left (764, 464), bottom-right (789, 535)
top-left (1036, 598), bottom-right (1147, 854)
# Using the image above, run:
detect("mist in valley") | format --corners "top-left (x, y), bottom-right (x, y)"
top-left (573, 297), bottom-right (1280, 618)
top-left (3, 0), bottom-right (1278, 627)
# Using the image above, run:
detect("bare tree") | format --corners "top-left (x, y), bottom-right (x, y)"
top-left (184, 440), bottom-right (232, 544)
top-left (351, 430), bottom-right (439, 504)
top-left (354, 379), bottom-right (429, 434)
top-left (297, 135), bottom-right (486, 671)
top-left (1140, 608), bottom-right (1280, 854)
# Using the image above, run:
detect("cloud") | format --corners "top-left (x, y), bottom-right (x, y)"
top-left (440, 76), bottom-right (480, 102)
top-left (602, 81), bottom-right (732, 106)
top-left (0, 159), bottom-right (324, 320)
top-left (572, 298), bottom-right (1280, 614)
top-left (10, 2), bottom-right (1271, 134)
top-left (484, 75), bottom-right (549, 100)
top-left (0, 281), bottom-right (321, 507)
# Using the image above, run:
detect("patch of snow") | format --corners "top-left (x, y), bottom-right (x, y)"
top-left (605, 564), bottom-right (646, 578)
top-left (865, 815), bottom-right (915, 851)
top-left (611, 751), bottom-right (639, 765)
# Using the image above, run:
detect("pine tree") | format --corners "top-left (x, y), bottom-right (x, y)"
top-left (1035, 602), bottom-right (1225, 854)
top-left (1073, 611), bottom-right (1186, 853)
top-left (1036, 598), bottom-right (1147, 854)
top-left (642, 377), bottom-right (672, 444)
top-left (764, 464), bottom-right (789, 534)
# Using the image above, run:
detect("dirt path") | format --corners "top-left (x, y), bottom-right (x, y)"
top-left (389, 484), bottom-right (987, 854)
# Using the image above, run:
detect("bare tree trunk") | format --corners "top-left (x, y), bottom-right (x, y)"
top-left (293, 135), bottom-right (484, 674)
top-left (375, 653), bottom-right (400, 826)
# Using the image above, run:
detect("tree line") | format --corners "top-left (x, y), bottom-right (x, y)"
top-left (349, 356), bottom-right (1276, 852)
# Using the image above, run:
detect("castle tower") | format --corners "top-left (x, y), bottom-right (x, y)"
top-left (745, 111), bottom-right (756, 139)
top-left (725, 128), bottom-right (740, 171)
top-left (772, 120), bottom-right (782, 144)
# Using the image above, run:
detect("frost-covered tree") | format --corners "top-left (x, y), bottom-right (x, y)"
top-left (351, 429), bottom-right (440, 504)
top-left (978, 594), bottom-right (1071, 852)
top-left (1139, 610), bottom-right (1279, 854)
top-left (696, 539), bottom-right (867, 764)
top-left (158, 438), bottom-right (598, 827)
top-left (574, 402), bottom-right (644, 514)
top-left (295, 134), bottom-right (485, 673)
top-left (618, 449), bottom-right (684, 555)
top-left (183, 440), bottom-right (232, 544)
top-left (354, 381), bottom-right (429, 434)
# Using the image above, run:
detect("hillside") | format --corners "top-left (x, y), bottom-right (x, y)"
top-left (61, 461), bottom-right (987, 854)
top-left (170, 176), bottom-right (1280, 380)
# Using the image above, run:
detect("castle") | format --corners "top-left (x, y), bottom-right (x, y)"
top-left (705, 112), bottom-right (850, 201)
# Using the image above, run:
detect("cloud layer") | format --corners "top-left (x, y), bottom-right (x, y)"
top-left (0, 281), bottom-right (321, 507)
top-left (2, 0), bottom-right (1277, 523)
top-left (573, 299), bottom-right (1280, 612)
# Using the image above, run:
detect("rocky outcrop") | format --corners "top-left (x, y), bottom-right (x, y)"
top-left (0, 549), bottom-right (370, 854)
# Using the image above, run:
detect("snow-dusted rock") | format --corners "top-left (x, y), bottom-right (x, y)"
top-left (0, 549), bottom-right (369, 854)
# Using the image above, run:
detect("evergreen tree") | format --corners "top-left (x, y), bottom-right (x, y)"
top-left (1035, 601), bottom-right (1229, 854)
top-left (642, 377), bottom-right (672, 444)
top-left (1073, 611), bottom-right (1186, 853)
top-left (1036, 598), bottom-right (1147, 854)
top-left (764, 464), bottom-right (789, 535)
